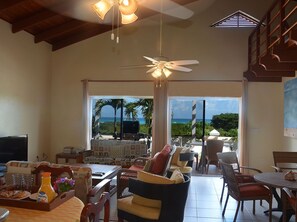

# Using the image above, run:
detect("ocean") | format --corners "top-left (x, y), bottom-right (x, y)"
top-left (100, 117), bottom-right (211, 124)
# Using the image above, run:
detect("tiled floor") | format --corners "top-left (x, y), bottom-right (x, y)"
top-left (107, 168), bottom-right (295, 222)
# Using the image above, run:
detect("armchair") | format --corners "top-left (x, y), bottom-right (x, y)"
top-left (117, 144), bottom-right (176, 198)
top-left (117, 171), bottom-right (190, 222)
top-left (169, 146), bottom-right (195, 176)
top-left (217, 151), bottom-right (262, 203)
top-left (220, 160), bottom-right (272, 222)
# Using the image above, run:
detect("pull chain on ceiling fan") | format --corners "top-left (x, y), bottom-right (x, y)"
top-left (143, 0), bottom-right (199, 79)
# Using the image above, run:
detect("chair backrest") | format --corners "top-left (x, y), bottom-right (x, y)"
top-left (206, 139), bottom-right (224, 162)
top-left (273, 151), bottom-right (297, 172)
top-left (162, 145), bottom-right (176, 175)
top-left (217, 152), bottom-right (240, 173)
top-left (33, 164), bottom-right (74, 186)
top-left (80, 192), bottom-right (110, 222)
top-left (219, 160), bottom-right (240, 198)
top-left (126, 174), bottom-right (190, 222)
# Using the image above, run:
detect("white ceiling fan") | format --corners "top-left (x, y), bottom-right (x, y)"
top-left (141, 0), bottom-right (199, 79)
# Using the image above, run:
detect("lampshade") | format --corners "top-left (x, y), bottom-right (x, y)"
top-left (119, 0), bottom-right (138, 15)
top-left (152, 69), bottom-right (162, 78)
top-left (163, 68), bottom-right (172, 78)
top-left (121, 13), bottom-right (138, 24)
top-left (93, 0), bottom-right (113, 20)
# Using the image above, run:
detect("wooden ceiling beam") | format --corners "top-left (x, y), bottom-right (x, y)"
top-left (35, 20), bottom-right (87, 43)
top-left (243, 70), bottom-right (282, 82)
top-left (0, 0), bottom-right (26, 12)
top-left (52, 23), bottom-right (112, 51)
top-left (11, 0), bottom-right (74, 33)
top-left (12, 9), bottom-right (58, 33)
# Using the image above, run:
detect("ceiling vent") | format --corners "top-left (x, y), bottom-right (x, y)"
top-left (211, 10), bottom-right (262, 28)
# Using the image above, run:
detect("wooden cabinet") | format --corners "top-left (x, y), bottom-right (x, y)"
top-left (55, 153), bottom-right (83, 164)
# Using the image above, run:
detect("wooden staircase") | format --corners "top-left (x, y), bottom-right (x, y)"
top-left (244, 0), bottom-right (297, 82)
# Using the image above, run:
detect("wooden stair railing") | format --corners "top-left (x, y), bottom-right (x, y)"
top-left (244, 0), bottom-right (297, 82)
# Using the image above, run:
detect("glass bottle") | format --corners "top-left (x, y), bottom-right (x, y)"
top-left (37, 172), bottom-right (56, 203)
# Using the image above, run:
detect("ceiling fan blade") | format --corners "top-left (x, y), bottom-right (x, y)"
top-left (170, 60), bottom-right (199, 66)
top-left (166, 64), bottom-right (192, 72)
top-left (139, 0), bottom-right (194, 19)
top-left (146, 67), bottom-right (158, 73)
top-left (143, 56), bottom-right (158, 63)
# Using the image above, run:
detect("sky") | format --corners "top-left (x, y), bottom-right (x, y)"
top-left (93, 97), bottom-right (239, 120)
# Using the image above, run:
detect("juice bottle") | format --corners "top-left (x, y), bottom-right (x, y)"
top-left (37, 172), bottom-right (56, 203)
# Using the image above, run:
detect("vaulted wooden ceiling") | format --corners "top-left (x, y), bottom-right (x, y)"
top-left (0, 0), bottom-right (196, 51)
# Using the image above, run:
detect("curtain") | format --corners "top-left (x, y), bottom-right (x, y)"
top-left (82, 79), bottom-right (91, 150)
top-left (239, 79), bottom-right (248, 166)
top-left (152, 80), bottom-right (169, 155)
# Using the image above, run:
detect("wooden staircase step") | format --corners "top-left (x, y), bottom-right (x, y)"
top-left (251, 64), bottom-right (296, 77)
top-left (260, 53), bottom-right (297, 70)
top-left (243, 70), bottom-right (282, 82)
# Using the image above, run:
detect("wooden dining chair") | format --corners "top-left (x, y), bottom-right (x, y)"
top-left (281, 187), bottom-right (297, 222)
top-left (80, 191), bottom-right (110, 222)
top-left (272, 151), bottom-right (297, 172)
top-left (217, 152), bottom-right (262, 203)
top-left (220, 160), bottom-right (272, 222)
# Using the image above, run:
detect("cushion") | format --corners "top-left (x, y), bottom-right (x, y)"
top-left (132, 171), bottom-right (174, 208)
top-left (137, 171), bottom-right (174, 185)
top-left (118, 196), bottom-right (161, 220)
top-left (171, 147), bottom-right (183, 165)
top-left (150, 145), bottom-right (171, 175)
top-left (170, 169), bottom-right (185, 184)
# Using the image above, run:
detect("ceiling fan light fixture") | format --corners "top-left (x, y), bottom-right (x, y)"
top-left (119, 0), bottom-right (138, 15)
top-left (152, 69), bottom-right (162, 78)
top-left (163, 68), bottom-right (172, 78)
top-left (93, 0), bottom-right (113, 20)
top-left (121, 13), bottom-right (138, 24)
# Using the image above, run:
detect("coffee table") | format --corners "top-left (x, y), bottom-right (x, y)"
top-left (71, 164), bottom-right (121, 196)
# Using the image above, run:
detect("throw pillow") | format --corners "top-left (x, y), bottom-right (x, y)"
top-left (150, 144), bottom-right (171, 175)
top-left (170, 169), bottom-right (185, 184)
top-left (171, 147), bottom-right (183, 165)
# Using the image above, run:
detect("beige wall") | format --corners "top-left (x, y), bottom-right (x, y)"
top-left (49, 0), bottom-right (281, 168)
top-left (0, 20), bottom-right (52, 161)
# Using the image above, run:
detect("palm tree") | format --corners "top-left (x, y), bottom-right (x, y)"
top-left (104, 99), bottom-right (124, 136)
top-left (125, 102), bottom-right (138, 120)
top-left (93, 99), bottom-right (124, 137)
top-left (93, 99), bottom-right (106, 137)
top-left (136, 99), bottom-right (153, 135)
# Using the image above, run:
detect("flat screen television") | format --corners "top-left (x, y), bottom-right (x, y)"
top-left (0, 135), bottom-right (28, 164)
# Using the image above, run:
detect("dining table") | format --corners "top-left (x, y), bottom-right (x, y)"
top-left (254, 172), bottom-right (297, 222)
top-left (0, 196), bottom-right (84, 222)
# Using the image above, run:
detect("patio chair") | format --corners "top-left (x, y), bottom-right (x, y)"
top-left (117, 171), bottom-right (190, 222)
top-left (205, 139), bottom-right (224, 174)
top-left (220, 160), bottom-right (272, 222)
top-left (80, 191), bottom-right (110, 222)
top-left (217, 151), bottom-right (262, 203)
